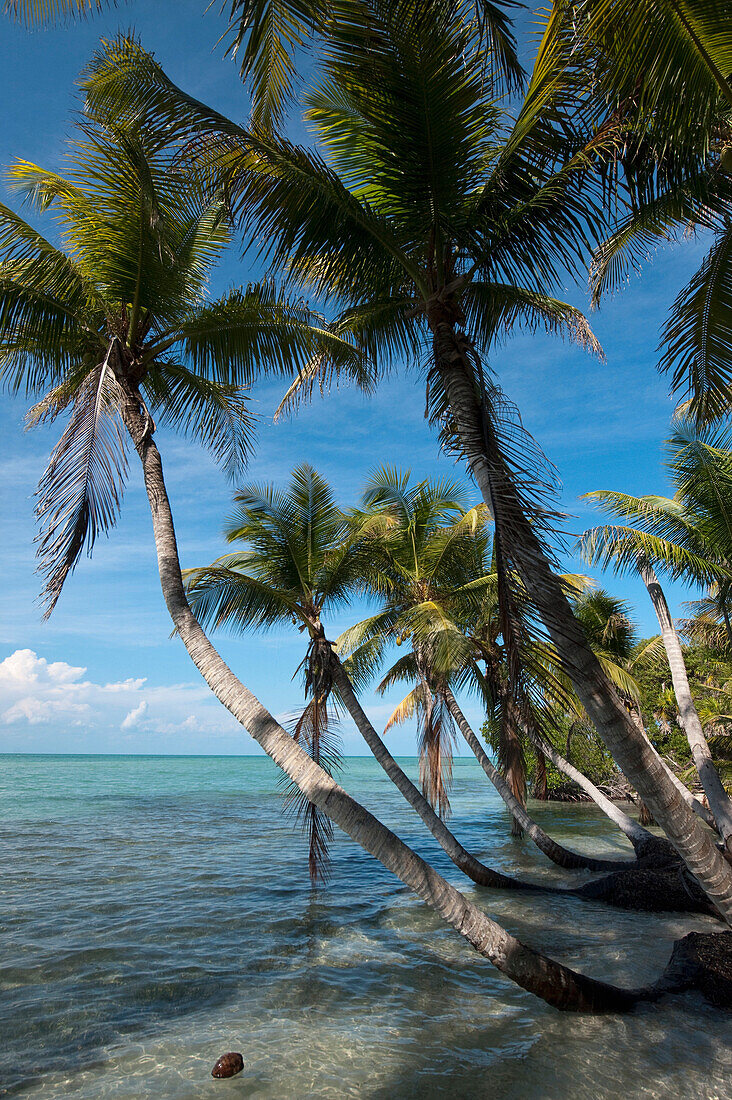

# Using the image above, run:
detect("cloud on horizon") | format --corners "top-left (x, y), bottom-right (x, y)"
top-left (0, 648), bottom-right (248, 752)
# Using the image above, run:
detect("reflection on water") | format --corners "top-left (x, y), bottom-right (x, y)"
top-left (1, 754), bottom-right (730, 1099)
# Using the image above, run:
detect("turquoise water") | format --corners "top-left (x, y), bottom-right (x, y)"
top-left (1, 754), bottom-right (730, 1099)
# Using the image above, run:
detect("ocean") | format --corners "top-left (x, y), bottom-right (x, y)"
top-left (1, 754), bottom-right (730, 1098)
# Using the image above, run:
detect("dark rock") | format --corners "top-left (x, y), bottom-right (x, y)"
top-left (576, 867), bottom-right (715, 915)
top-left (211, 1052), bottom-right (244, 1078)
top-left (633, 836), bottom-right (681, 870)
top-left (659, 932), bottom-right (732, 1007)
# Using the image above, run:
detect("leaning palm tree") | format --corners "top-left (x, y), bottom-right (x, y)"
top-left (581, 420), bottom-right (732, 847)
top-left (0, 42), bottom-right (661, 1014)
top-left (185, 464), bottom-right (360, 882)
top-left (338, 470), bottom-right (651, 866)
top-left (81, 9), bottom-right (732, 909)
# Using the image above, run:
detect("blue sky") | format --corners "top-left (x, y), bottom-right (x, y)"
top-left (0, 2), bottom-right (713, 754)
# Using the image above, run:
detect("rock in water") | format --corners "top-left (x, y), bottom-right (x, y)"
top-left (211, 1052), bottom-right (244, 1078)
top-left (661, 932), bottom-right (732, 1007)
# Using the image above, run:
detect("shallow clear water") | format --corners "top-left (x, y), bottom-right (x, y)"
top-left (1, 754), bottom-right (730, 1099)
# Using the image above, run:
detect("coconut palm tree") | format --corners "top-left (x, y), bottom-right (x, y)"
top-left (81, 8), bottom-right (732, 910)
top-left (581, 420), bottom-right (732, 846)
top-left (338, 469), bottom-right (651, 865)
top-left (0, 41), bottom-right (660, 1014)
top-left (184, 463), bottom-right (361, 882)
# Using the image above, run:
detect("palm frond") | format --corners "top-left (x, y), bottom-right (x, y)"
top-left (34, 350), bottom-right (128, 616)
top-left (659, 226), bottom-right (732, 422)
top-left (173, 282), bottom-right (365, 388)
top-left (4, 0), bottom-right (109, 25)
top-left (183, 559), bottom-right (298, 633)
top-left (222, 0), bottom-right (326, 129)
top-left (579, 521), bottom-right (724, 583)
top-left (143, 363), bottom-right (255, 481)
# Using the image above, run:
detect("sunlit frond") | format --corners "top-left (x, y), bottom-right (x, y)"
top-left (35, 351), bottom-right (128, 616)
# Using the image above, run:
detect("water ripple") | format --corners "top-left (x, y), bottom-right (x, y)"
top-left (1, 754), bottom-right (730, 1099)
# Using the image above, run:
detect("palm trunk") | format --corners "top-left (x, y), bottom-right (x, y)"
top-left (503, 709), bottom-right (527, 837)
top-left (327, 652), bottom-right (536, 890)
top-left (442, 688), bottom-right (634, 871)
top-left (117, 388), bottom-right (643, 1013)
top-left (653, 742), bottom-right (718, 830)
top-left (638, 558), bottom-right (732, 850)
top-left (534, 749), bottom-right (549, 800)
top-left (431, 321), bottom-right (732, 923)
top-left (520, 723), bottom-right (654, 852)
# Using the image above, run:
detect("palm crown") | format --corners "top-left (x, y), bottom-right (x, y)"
top-left (0, 44), bottom-right (358, 615)
top-left (581, 420), bottom-right (732, 588)
top-left (335, 469), bottom-right (491, 816)
top-left (184, 462), bottom-right (362, 635)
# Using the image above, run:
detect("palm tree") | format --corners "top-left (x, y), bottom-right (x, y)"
top-left (581, 420), bottom-right (732, 847)
top-left (82, 9), bottom-right (732, 911)
top-left (0, 40), bottom-right (658, 1014)
top-left (339, 469), bottom-right (649, 866)
top-left (184, 463), bottom-right (361, 882)
top-left (184, 464), bottom-right (566, 888)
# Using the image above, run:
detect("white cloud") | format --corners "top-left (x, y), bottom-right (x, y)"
top-left (121, 699), bottom-right (148, 730)
top-left (0, 648), bottom-right (245, 751)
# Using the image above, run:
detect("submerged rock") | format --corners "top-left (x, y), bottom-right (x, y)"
top-left (211, 1052), bottom-right (244, 1078)
top-left (575, 867), bottom-right (715, 915)
top-left (659, 932), bottom-right (732, 1007)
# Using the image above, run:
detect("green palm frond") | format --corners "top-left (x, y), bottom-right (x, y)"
top-left (464, 282), bottom-right (604, 358)
top-left (4, 0), bottom-right (109, 24)
top-left (35, 350), bottom-right (128, 617)
top-left (222, 0), bottom-right (326, 129)
top-left (629, 635), bottom-right (668, 672)
top-left (549, 0), bottom-right (732, 145)
top-left (184, 560), bottom-right (298, 633)
top-left (579, 521), bottom-right (724, 583)
top-left (589, 178), bottom-right (731, 305)
top-left (142, 363), bottom-right (255, 481)
top-left (659, 226), bottom-right (732, 422)
top-left (170, 283), bottom-right (364, 388)
top-left (595, 653), bottom-right (641, 702)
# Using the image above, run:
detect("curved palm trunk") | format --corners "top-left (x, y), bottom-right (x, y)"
top-left (119, 389), bottom-right (640, 1013)
top-left (431, 322), bottom-right (732, 923)
top-left (327, 653), bottom-right (539, 890)
top-left (638, 559), bottom-right (732, 850)
top-left (520, 723), bottom-right (655, 852)
top-left (442, 688), bottom-right (635, 871)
